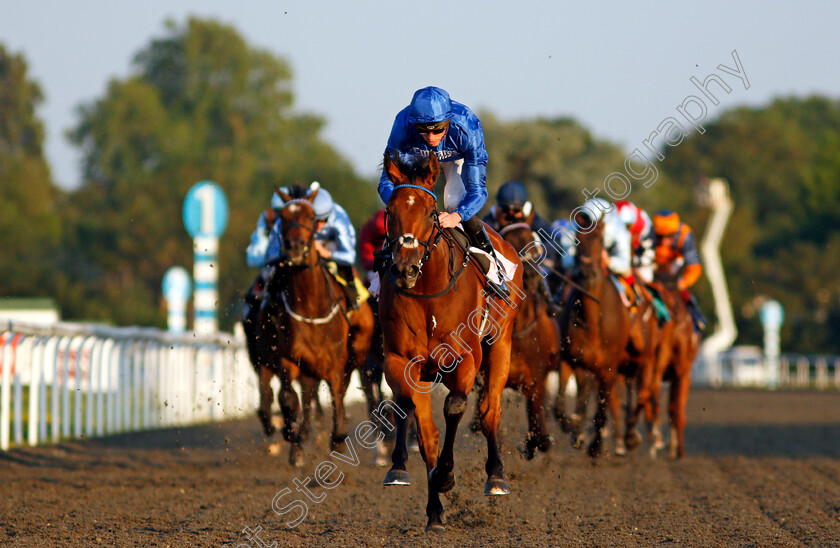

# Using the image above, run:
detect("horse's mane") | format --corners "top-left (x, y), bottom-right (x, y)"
top-left (386, 150), bottom-right (433, 183)
top-left (286, 185), bottom-right (309, 199)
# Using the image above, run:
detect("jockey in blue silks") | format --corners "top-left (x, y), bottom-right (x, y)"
top-left (265, 183), bottom-right (361, 308)
top-left (378, 86), bottom-right (509, 300)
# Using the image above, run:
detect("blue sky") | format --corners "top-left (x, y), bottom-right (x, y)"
top-left (4, 1), bottom-right (837, 188)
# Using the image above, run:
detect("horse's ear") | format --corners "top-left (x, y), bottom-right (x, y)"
top-left (424, 152), bottom-right (440, 187)
top-left (276, 186), bottom-right (292, 203)
top-left (305, 188), bottom-right (319, 203)
top-left (384, 151), bottom-right (407, 185)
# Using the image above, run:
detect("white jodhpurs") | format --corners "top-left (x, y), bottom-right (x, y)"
top-left (442, 159), bottom-right (466, 213)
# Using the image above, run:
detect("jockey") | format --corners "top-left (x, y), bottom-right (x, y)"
top-left (652, 210), bottom-right (707, 330)
top-left (551, 218), bottom-right (578, 273)
top-left (358, 208), bottom-right (387, 287)
top-left (247, 188), bottom-right (287, 269)
top-left (266, 183), bottom-right (362, 309)
top-left (379, 86), bottom-right (509, 301)
top-left (581, 197), bottom-right (635, 305)
top-left (483, 180), bottom-right (558, 311)
top-left (244, 187), bottom-right (288, 312)
top-left (614, 200), bottom-right (656, 284)
top-left (616, 200), bottom-right (670, 321)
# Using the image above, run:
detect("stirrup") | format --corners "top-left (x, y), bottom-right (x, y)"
top-left (487, 279), bottom-right (513, 306)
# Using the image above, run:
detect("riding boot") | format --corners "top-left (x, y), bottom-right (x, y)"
top-left (462, 216), bottom-right (511, 302)
top-left (336, 263), bottom-right (360, 310)
top-left (539, 277), bottom-right (562, 317)
top-left (686, 292), bottom-right (706, 331)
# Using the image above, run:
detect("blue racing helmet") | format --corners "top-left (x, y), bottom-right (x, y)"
top-left (497, 181), bottom-right (528, 208)
top-left (408, 86), bottom-right (453, 125)
top-left (309, 182), bottom-right (334, 220)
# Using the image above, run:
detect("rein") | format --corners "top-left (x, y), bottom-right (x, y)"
top-left (383, 185), bottom-right (473, 300)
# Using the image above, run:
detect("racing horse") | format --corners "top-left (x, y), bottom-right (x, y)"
top-left (558, 210), bottom-right (631, 457)
top-left (645, 275), bottom-right (700, 458)
top-left (469, 218), bottom-right (560, 459)
top-left (255, 187), bottom-right (375, 466)
top-left (378, 151), bottom-right (524, 531)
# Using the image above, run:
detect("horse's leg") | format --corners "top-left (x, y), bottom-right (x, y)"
top-left (524, 376), bottom-right (551, 459)
top-left (480, 341), bottom-right (512, 496)
top-left (411, 390), bottom-right (445, 531)
top-left (327, 367), bottom-right (351, 452)
top-left (669, 364), bottom-right (692, 459)
top-left (571, 369), bottom-right (590, 449)
top-left (298, 375), bottom-right (318, 442)
top-left (625, 368), bottom-right (646, 451)
top-left (256, 366), bottom-right (276, 437)
top-left (611, 375), bottom-right (627, 457)
top-left (587, 376), bottom-right (612, 458)
top-left (426, 389), bottom-right (469, 531)
top-left (277, 374), bottom-right (304, 467)
top-left (554, 361), bottom-right (572, 433)
top-left (382, 394), bottom-right (415, 486)
top-left (469, 368), bottom-right (485, 433)
top-left (649, 342), bottom-right (672, 457)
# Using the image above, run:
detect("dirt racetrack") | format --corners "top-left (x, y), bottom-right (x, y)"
top-left (2, 387), bottom-right (839, 547)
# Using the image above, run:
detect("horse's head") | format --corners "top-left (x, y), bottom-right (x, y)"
top-left (574, 208), bottom-right (605, 278)
top-left (500, 222), bottom-right (542, 294)
top-left (383, 151), bottom-right (440, 289)
top-left (276, 186), bottom-right (319, 266)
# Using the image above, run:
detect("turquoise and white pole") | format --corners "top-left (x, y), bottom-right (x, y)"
top-left (183, 181), bottom-right (229, 335)
top-left (162, 266), bottom-right (192, 333)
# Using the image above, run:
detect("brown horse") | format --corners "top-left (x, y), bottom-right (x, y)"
top-left (616, 278), bottom-right (661, 455)
top-left (255, 188), bottom-right (375, 465)
top-left (378, 152), bottom-right (524, 531)
top-left (470, 218), bottom-right (560, 459)
top-left (558, 211), bottom-right (631, 457)
top-left (645, 277), bottom-right (700, 458)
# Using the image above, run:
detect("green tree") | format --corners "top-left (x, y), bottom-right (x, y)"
top-left (479, 112), bottom-right (627, 221)
top-left (0, 45), bottom-right (60, 297)
top-left (657, 96), bottom-right (840, 353)
top-left (65, 18), bottom-right (378, 328)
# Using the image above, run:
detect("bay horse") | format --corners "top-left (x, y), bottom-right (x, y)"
top-left (645, 275), bottom-right (700, 458)
top-left (470, 217), bottom-right (560, 459)
top-left (558, 210), bottom-right (631, 457)
top-left (255, 188), bottom-right (375, 466)
top-left (616, 277), bottom-right (661, 455)
top-left (378, 151), bottom-right (524, 532)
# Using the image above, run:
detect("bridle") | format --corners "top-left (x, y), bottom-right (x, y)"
top-left (382, 184), bottom-right (471, 299)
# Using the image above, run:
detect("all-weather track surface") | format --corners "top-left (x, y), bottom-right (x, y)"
top-left (1, 388), bottom-right (839, 547)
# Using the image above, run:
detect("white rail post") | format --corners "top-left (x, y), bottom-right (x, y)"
top-left (13, 334), bottom-right (25, 446)
top-left (1, 332), bottom-right (12, 451)
top-left (29, 337), bottom-right (43, 446)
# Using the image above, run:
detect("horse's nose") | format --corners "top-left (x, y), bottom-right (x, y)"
top-left (406, 264), bottom-right (420, 279)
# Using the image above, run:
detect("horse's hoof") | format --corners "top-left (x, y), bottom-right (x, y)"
top-left (383, 468), bottom-right (411, 486)
top-left (408, 439), bottom-right (420, 453)
top-left (425, 520), bottom-right (446, 533)
top-left (429, 468), bottom-right (455, 493)
top-left (484, 477), bottom-right (510, 496)
top-left (615, 440), bottom-right (627, 457)
top-left (649, 445), bottom-right (659, 458)
top-left (267, 442), bottom-right (282, 456)
top-left (587, 441), bottom-right (603, 459)
top-left (289, 445), bottom-right (305, 468)
top-left (374, 442), bottom-right (389, 467)
top-left (330, 436), bottom-right (348, 453)
top-left (626, 429), bottom-right (643, 450)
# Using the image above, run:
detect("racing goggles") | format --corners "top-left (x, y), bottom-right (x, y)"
top-left (415, 120), bottom-right (450, 135)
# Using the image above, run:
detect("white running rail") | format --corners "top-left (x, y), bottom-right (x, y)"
top-left (0, 320), bottom-right (258, 451)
